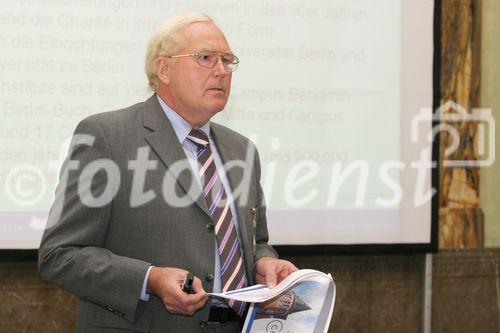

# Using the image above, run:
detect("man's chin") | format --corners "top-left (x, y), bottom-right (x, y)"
top-left (207, 102), bottom-right (228, 115)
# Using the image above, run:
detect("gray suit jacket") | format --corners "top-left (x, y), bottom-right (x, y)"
top-left (38, 95), bottom-right (277, 332)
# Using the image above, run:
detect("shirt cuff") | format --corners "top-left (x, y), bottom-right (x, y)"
top-left (140, 266), bottom-right (153, 302)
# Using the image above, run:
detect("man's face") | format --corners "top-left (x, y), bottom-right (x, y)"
top-left (161, 22), bottom-right (233, 127)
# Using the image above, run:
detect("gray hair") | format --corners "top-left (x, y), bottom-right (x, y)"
top-left (145, 13), bottom-right (216, 92)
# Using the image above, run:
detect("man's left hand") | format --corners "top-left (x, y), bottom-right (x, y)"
top-left (255, 257), bottom-right (298, 288)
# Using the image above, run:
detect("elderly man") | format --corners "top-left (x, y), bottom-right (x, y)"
top-left (38, 13), bottom-right (297, 333)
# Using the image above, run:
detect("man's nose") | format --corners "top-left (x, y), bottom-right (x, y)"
top-left (212, 56), bottom-right (227, 76)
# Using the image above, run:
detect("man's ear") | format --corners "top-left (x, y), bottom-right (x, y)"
top-left (155, 57), bottom-right (170, 85)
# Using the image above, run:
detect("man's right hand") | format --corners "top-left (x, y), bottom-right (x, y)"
top-left (146, 266), bottom-right (208, 316)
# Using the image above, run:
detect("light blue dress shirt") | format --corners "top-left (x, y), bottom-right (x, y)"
top-left (140, 95), bottom-right (244, 306)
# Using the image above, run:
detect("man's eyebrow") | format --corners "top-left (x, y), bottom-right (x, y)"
top-left (197, 47), bottom-right (234, 54)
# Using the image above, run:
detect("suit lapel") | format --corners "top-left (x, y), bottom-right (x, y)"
top-left (142, 95), bottom-right (210, 216)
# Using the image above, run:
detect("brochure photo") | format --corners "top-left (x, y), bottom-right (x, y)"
top-left (242, 274), bottom-right (335, 333)
top-left (208, 269), bottom-right (336, 333)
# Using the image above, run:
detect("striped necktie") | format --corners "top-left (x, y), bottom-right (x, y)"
top-left (187, 128), bottom-right (247, 316)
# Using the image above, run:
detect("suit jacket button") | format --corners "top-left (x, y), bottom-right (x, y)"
top-left (206, 223), bottom-right (214, 232)
top-left (199, 321), bottom-right (208, 328)
top-left (205, 274), bottom-right (214, 282)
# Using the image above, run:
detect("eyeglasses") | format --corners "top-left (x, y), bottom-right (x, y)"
top-left (161, 50), bottom-right (239, 72)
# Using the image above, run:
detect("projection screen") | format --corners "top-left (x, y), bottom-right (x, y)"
top-left (0, 0), bottom-right (437, 251)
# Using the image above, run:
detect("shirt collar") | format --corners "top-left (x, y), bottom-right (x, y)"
top-left (156, 94), bottom-right (211, 144)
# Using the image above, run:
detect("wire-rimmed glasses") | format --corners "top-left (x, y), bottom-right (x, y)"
top-left (161, 50), bottom-right (239, 72)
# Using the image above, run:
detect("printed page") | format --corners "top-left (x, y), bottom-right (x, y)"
top-left (242, 275), bottom-right (335, 333)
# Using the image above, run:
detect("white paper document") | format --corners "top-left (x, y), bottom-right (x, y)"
top-left (208, 269), bottom-right (336, 333)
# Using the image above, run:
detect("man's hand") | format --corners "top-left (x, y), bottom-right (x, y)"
top-left (147, 267), bottom-right (208, 316)
top-left (255, 257), bottom-right (298, 288)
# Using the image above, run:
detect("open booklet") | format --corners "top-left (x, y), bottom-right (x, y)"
top-left (208, 269), bottom-right (336, 333)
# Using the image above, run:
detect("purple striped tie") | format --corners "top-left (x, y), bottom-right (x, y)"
top-left (187, 129), bottom-right (247, 316)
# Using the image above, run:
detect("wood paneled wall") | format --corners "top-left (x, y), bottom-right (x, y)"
top-left (439, 0), bottom-right (484, 248)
